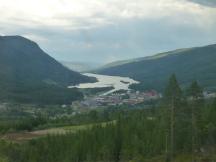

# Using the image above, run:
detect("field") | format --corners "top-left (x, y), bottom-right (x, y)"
top-left (0, 120), bottom-right (116, 142)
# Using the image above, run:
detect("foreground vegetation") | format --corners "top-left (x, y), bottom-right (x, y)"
top-left (0, 75), bottom-right (216, 162)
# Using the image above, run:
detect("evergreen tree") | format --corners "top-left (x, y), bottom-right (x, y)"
top-left (164, 74), bottom-right (182, 162)
top-left (188, 81), bottom-right (203, 162)
top-left (188, 81), bottom-right (203, 100)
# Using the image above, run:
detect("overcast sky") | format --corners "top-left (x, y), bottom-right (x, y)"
top-left (0, 0), bottom-right (216, 64)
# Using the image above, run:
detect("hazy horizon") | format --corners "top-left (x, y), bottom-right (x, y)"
top-left (1, 0), bottom-right (216, 64)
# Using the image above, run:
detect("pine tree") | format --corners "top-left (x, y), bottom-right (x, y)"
top-left (164, 74), bottom-right (182, 162)
top-left (188, 81), bottom-right (203, 100)
top-left (188, 81), bottom-right (203, 162)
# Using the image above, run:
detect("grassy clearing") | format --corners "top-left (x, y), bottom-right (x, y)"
top-left (63, 120), bottom-right (116, 131)
top-left (0, 120), bottom-right (116, 142)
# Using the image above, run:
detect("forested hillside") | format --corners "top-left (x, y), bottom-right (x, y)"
top-left (0, 36), bottom-right (96, 104)
top-left (1, 75), bottom-right (216, 162)
top-left (95, 44), bottom-right (216, 91)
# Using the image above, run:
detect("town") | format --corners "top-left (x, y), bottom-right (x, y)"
top-left (72, 90), bottom-right (162, 108)
top-left (71, 89), bottom-right (216, 109)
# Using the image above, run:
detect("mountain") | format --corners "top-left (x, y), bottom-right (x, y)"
top-left (61, 61), bottom-right (101, 72)
top-left (95, 44), bottom-right (216, 91)
top-left (0, 35), bottom-right (96, 104)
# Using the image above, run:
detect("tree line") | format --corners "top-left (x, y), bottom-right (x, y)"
top-left (0, 74), bottom-right (216, 162)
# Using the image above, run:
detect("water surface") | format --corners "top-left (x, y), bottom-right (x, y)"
top-left (69, 73), bottom-right (139, 95)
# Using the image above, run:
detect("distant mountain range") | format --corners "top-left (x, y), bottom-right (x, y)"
top-left (61, 61), bottom-right (101, 72)
top-left (0, 36), bottom-right (96, 104)
top-left (95, 44), bottom-right (216, 91)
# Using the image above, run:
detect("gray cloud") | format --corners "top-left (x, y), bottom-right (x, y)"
top-left (187, 0), bottom-right (216, 7)
top-left (1, 0), bottom-right (216, 63)
top-left (19, 18), bottom-right (215, 63)
top-left (2, 16), bottom-right (216, 64)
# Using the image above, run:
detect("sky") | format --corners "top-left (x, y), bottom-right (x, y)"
top-left (0, 0), bottom-right (216, 64)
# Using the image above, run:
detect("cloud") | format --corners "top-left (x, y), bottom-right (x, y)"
top-left (187, 0), bottom-right (216, 8)
top-left (32, 18), bottom-right (216, 63)
top-left (0, 0), bottom-right (211, 30)
top-left (0, 0), bottom-right (216, 63)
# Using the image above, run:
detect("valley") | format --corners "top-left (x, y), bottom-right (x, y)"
top-left (1, 1), bottom-right (216, 160)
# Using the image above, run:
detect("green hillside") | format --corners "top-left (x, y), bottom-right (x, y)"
top-left (95, 44), bottom-right (216, 91)
top-left (0, 36), bottom-right (96, 104)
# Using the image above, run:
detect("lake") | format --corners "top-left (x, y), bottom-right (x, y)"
top-left (68, 73), bottom-right (140, 95)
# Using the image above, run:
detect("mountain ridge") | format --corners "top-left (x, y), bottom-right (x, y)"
top-left (0, 35), bottom-right (95, 85)
top-left (95, 43), bottom-right (216, 91)
top-left (0, 35), bottom-right (96, 104)
top-left (97, 44), bottom-right (216, 70)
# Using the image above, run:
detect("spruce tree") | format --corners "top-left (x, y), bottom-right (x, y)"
top-left (164, 74), bottom-right (182, 162)
top-left (188, 81), bottom-right (203, 100)
top-left (188, 81), bottom-right (203, 162)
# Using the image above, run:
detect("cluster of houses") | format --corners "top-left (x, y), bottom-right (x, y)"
top-left (203, 91), bottom-right (216, 99)
top-left (71, 90), bottom-right (216, 109)
top-left (72, 90), bottom-right (162, 108)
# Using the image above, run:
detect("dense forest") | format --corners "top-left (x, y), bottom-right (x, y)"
top-left (0, 82), bottom-right (85, 105)
top-left (0, 75), bottom-right (216, 162)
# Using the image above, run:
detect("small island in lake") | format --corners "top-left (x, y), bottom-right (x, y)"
top-left (120, 80), bottom-right (130, 84)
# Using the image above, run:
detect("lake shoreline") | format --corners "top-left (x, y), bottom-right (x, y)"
top-left (68, 73), bottom-right (140, 95)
